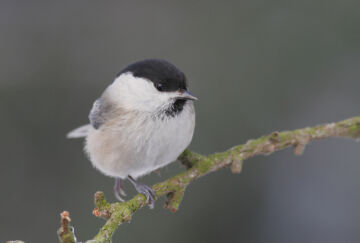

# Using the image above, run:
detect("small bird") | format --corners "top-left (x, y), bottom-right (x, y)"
top-left (67, 59), bottom-right (197, 208)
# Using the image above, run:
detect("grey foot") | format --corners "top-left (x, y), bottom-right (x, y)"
top-left (127, 175), bottom-right (156, 209)
top-left (114, 178), bottom-right (127, 202)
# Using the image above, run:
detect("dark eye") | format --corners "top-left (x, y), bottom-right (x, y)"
top-left (155, 83), bottom-right (163, 91)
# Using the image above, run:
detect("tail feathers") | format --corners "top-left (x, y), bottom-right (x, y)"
top-left (67, 124), bottom-right (92, 139)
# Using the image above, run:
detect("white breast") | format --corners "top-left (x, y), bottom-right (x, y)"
top-left (85, 102), bottom-right (195, 179)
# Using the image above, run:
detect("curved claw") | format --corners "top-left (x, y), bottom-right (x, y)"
top-left (114, 178), bottom-right (127, 202)
top-left (127, 175), bottom-right (156, 209)
top-left (139, 184), bottom-right (156, 209)
top-left (114, 192), bottom-right (125, 202)
top-left (119, 187), bottom-right (127, 197)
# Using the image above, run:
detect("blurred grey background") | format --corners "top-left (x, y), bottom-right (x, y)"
top-left (1, 0), bottom-right (360, 242)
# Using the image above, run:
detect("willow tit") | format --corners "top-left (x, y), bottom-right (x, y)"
top-left (67, 59), bottom-right (197, 208)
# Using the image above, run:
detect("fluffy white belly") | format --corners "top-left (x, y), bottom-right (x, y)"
top-left (85, 103), bottom-right (195, 179)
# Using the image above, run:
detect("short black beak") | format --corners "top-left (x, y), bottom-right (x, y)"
top-left (178, 90), bottom-right (198, 101)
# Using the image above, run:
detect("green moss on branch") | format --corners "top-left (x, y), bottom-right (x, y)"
top-left (57, 115), bottom-right (360, 243)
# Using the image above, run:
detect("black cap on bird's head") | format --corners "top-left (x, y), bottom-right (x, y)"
top-left (110, 59), bottom-right (197, 117)
top-left (117, 59), bottom-right (188, 93)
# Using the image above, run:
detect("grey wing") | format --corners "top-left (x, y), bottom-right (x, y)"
top-left (89, 98), bottom-right (108, 129)
top-left (66, 97), bottom-right (109, 138)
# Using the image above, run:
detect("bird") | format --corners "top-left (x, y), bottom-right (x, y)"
top-left (67, 59), bottom-right (197, 208)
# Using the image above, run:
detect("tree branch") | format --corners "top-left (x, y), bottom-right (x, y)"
top-left (57, 211), bottom-right (76, 243)
top-left (57, 115), bottom-right (360, 243)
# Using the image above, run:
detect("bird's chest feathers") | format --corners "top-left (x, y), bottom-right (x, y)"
top-left (86, 104), bottom-right (195, 178)
top-left (128, 108), bottom-right (194, 160)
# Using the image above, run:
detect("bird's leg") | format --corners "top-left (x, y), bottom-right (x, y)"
top-left (114, 178), bottom-right (127, 202)
top-left (127, 175), bottom-right (156, 209)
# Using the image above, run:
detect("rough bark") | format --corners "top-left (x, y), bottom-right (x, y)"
top-left (52, 115), bottom-right (360, 243)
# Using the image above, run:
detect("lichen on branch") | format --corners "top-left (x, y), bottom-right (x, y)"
top-left (56, 115), bottom-right (360, 243)
top-left (57, 211), bottom-right (76, 243)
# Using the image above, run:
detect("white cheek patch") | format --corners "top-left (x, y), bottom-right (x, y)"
top-left (106, 72), bottom-right (175, 112)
